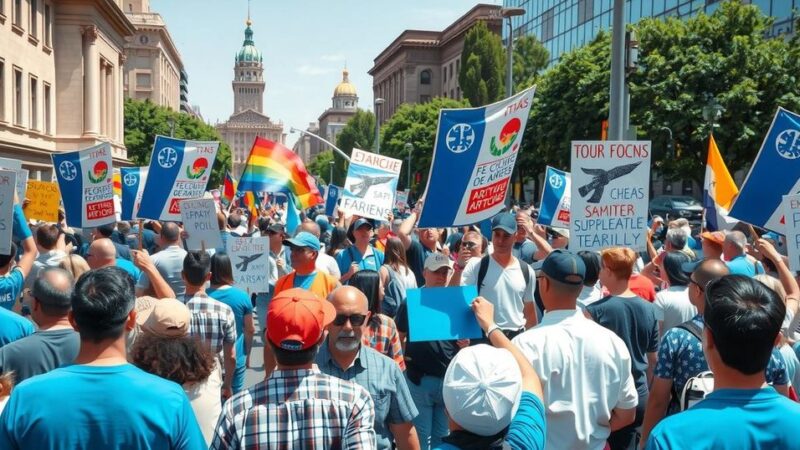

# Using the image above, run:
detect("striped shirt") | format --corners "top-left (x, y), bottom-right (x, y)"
top-left (362, 314), bottom-right (405, 371)
top-left (210, 368), bottom-right (376, 450)
top-left (187, 293), bottom-right (236, 356)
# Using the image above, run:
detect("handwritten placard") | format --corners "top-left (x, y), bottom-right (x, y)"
top-left (24, 180), bottom-right (60, 222)
top-left (180, 198), bottom-right (222, 250)
top-left (0, 170), bottom-right (17, 255)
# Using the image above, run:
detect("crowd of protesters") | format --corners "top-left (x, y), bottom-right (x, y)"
top-left (0, 194), bottom-right (798, 450)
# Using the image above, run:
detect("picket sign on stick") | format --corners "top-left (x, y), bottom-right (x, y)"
top-left (138, 219), bottom-right (144, 251)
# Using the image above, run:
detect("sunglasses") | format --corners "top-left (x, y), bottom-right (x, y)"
top-left (461, 241), bottom-right (478, 249)
top-left (332, 313), bottom-right (367, 326)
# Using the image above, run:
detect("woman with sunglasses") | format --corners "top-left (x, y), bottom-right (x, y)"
top-left (349, 270), bottom-right (405, 370)
top-left (449, 230), bottom-right (485, 286)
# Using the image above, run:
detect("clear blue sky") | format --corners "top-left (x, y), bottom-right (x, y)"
top-left (151, 0), bottom-right (499, 148)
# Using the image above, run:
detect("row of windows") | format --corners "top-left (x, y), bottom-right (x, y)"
top-left (1, 0), bottom-right (53, 47)
top-left (237, 87), bottom-right (260, 94)
top-left (0, 59), bottom-right (52, 134)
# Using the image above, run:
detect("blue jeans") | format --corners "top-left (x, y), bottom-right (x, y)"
top-left (405, 373), bottom-right (448, 450)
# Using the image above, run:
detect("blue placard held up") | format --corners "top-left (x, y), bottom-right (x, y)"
top-left (406, 285), bottom-right (481, 342)
top-left (325, 185), bottom-right (341, 216)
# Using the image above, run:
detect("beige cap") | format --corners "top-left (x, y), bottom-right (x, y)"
top-left (137, 298), bottom-right (190, 338)
top-left (424, 253), bottom-right (453, 272)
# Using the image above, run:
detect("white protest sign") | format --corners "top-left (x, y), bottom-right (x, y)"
top-left (226, 236), bottom-right (270, 293)
top-left (340, 149), bottom-right (402, 221)
top-left (0, 170), bottom-right (16, 255)
top-left (0, 158), bottom-right (21, 171)
top-left (179, 198), bottom-right (222, 250)
top-left (14, 168), bottom-right (28, 201)
top-left (570, 141), bottom-right (651, 252)
top-left (782, 194), bottom-right (800, 272)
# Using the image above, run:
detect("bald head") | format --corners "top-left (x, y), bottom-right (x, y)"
top-left (160, 222), bottom-right (181, 244)
top-left (87, 238), bottom-right (116, 269)
top-left (32, 267), bottom-right (74, 318)
top-left (328, 286), bottom-right (368, 312)
top-left (299, 220), bottom-right (321, 239)
top-left (693, 258), bottom-right (730, 289)
top-left (327, 286), bottom-right (369, 354)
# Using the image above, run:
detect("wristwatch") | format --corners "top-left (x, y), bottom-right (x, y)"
top-left (486, 324), bottom-right (501, 337)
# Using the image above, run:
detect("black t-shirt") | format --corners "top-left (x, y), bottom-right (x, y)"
top-left (586, 295), bottom-right (658, 396)
top-left (406, 240), bottom-right (435, 287)
top-left (396, 300), bottom-right (458, 379)
top-left (0, 329), bottom-right (80, 383)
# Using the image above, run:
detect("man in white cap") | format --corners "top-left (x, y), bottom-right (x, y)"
top-left (435, 297), bottom-right (546, 450)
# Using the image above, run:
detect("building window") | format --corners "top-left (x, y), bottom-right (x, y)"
top-left (44, 3), bottom-right (51, 46)
top-left (578, 0), bottom-right (593, 24)
top-left (420, 69), bottom-right (431, 85)
top-left (136, 72), bottom-right (151, 88)
top-left (29, 76), bottom-right (37, 130)
top-left (0, 0), bottom-right (4, 17)
top-left (682, 179), bottom-right (694, 195)
top-left (29, 0), bottom-right (36, 37)
top-left (443, 66), bottom-right (447, 83)
top-left (43, 82), bottom-right (50, 134)
top-left (542, 7), bottom-right (554, 41)
top-left (13, 0), bottom-right (20, 26)
top-left (13, 68), bottom-right (22, 125)
top-left (0, 60), bottom-right (4, 122)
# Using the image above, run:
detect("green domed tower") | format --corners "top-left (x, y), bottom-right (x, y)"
top-left (233, 18), bottom-right (265, 113)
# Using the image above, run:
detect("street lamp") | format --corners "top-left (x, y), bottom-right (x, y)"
top-left (328, 160), bottom-right (334, 185)
top-left (702, 97), bottom-right (724, 133)
top-left (289, 127), bottom-right (351, 162)
top-left (660, 126), bottom-right (674, 157)
top-left (167, 117), bottom-right (175, 137)
top-left (501, 7), bottom-right (525, 98)
top-left (404, 142), bottom-right (413, 190)
top-left (374, 98), bottom-right (385, 154)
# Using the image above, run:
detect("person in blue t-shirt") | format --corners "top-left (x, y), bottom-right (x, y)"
top-left (337, 218), bottom-right (385, 283)
top-left (721, 231), bottom-right (764, 276)
top-left (0, 204), bottom-right (36, 311)
top-left (646, 275), bottom-right (800, 450)
top-left (0, 266), bottom-right (205, 450)
top-left (207, 252), bottom-right (255, 393)
top-left (85, 238), bottom-right (142, 283)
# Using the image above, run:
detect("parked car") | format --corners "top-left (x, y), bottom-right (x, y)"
top-left (649, 195), bottom-right (703, 226)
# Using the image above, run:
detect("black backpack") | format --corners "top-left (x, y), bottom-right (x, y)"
top-left (476, 255), bottom-right (531, 297)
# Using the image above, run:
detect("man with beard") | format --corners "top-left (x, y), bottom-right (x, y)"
top-left (316, 286), bottom-right (420, 450)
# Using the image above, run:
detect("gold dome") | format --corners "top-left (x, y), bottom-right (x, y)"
top-left (334, 69), bottom-right (357, 97)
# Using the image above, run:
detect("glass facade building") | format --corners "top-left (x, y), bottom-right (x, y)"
top-left (503, 0), bottom-right (797, 65)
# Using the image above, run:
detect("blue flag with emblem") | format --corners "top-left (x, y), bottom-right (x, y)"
top-left (538, 166), bottom-right (571, 229)
top-left (120, 167), bottom-right (148, 221)
top-left (418, 87), bottom-right (536, 227)
top-left (52, 143), bottom-right (115, 228)
top-left (729, 108), bottom-right (800, 232)
top-left (325, 185), bottom-right (341, 216)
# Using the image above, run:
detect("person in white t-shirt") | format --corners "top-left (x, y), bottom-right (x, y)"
top-left (652, 251), bottom-right (696, 336)
top-left (512, 250), bottom-right (638, 450)
top-left (461, 213), bottom-right (536, 338)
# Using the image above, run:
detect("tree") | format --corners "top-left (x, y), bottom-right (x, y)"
top-left (124, 99), bottom-right (231, 188)
top-left (459, 21), bottom-right (506, 106)
top-left (380, 97), bottom-right (468, 193)
top-left (513, 35), bottom-right (549, 91)
top-left (306, 150), bottom-right (335, 185)
top-left (334, 109), bottom-right (376, 186)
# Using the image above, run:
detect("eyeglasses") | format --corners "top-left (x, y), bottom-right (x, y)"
top-left (461, 241), bottom-right (478, 249)
top-left (332, 313), bottom-right (367, 326)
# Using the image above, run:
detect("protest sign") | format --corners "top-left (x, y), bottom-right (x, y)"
top-left (120, 167), bottom-right (148, 221)
top-left (418, 87), bottom-right (536, 227)
top-left (782, 194), bottom-right (800, 272)
top-left (570, 141), bottom-right (651, 252)
top-left (180, 198), bottom-right (222, 251)
top-left (339, 149), bottom-right (402, 221)
top-left (0, 158), bottom-right (21, 171)
top-left (52, 143), bottom-right (115, 228)
top-left (226, 236), bottom-right (270, 293)
top-left (24, 180), bottom-right (60, 222)
top-left (395, 190), bottom-right (409, 209)
top-left (209, 189), bottom-right (222, 212)
top-left (730, 108), bottom-right (800, 232)
top-left (538, 166), bottom-right (571, 229)
top-left (406, 285), bottom-right (482, 342)
top-left (324, 185), bottom-right (341, 216)
top-left (137, 136), bottom-right (219, 221)
top-left (14, 168), bottom-right (27, 201)
top-left (0, 170), bottom-right (17, 255)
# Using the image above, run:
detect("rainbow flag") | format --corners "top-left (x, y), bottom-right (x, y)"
top-left (237, 137), bottom-right (322, 210)
top-left (112, 170), bottom-right (121, 197)
top-left (223, 171), bottom-right (237, 202)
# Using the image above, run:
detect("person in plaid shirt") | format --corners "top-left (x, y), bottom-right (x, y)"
top-left (211, 288), bottom-right (376, 450)
top-left (182, 251), bottom-right (237, 400)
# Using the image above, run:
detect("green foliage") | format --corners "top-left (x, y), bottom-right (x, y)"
top-left (380, 97), bottom-right (468, 192)
top-left (306, 150), bottom-right (335, 185)
top-left (334, 109), bottom-right (376, 186)
top-left (124, 99), bottom-right (231, 188)
top-left (459, 21), bottom-right (506, 106)
top-left (513, 35), bottom-right (549, 91)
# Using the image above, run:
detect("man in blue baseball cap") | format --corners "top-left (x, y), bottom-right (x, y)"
top-left (512, 250), bottom-right (638, 449)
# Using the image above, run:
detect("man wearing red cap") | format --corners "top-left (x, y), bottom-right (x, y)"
top-left (210, 288), bottom-right (376, 449)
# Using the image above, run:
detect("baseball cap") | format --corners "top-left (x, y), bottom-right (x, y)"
top-left (541, 249), bottom-right (585, 285)
top-left (315, 215), bottom-right (331, 233)
top-left (681, 260), bottom-right (701, 275)
top-left (424, 253), bottom-right (453, 272)
top-left (491, 213), bottom-right (517, 235)
top-left (267, 288), bottom-right (336, 351)
top-left (283, 232), bottom-right (321, 252)
top-left (137, 298), bottom-right (191, 338)
top-left (266, 223), bottom-right (285, 234)
top-left (551, 227), bottom-right (570, 239)
top-left (353, 218), bottom-right (373, 230)
top-left (443, 344), bottom-right (522, 436)
top-left (700, 231), bottom-right (725, 246)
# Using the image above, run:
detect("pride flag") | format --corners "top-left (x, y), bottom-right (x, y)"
top-left (223, 171), bottom-right (237, 203)
top-left (112, 170), bottom-right (122, 197)
top-left (237, 137), bottom-right (322, 210)
top-left (704, 134), bottom-right (739, 231)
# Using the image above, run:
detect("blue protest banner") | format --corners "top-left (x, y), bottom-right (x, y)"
top-left (730, 108), bottom-right (800, 232)
top-left (120, 167), bottom-right (148, 221)
top-left (325, 185), bottom-right (341, 216)
top-left (418, 87), bottom-right (535, 227)
top-left (406, 285), bottom-right (481, 342)
top-left (538, 166), bottom-right (571, 228)
top-left (52, 143), bottom-right (115, 228)
top-left (137, 136), bottom-right (219, 221)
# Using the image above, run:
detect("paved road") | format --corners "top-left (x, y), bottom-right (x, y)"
top-left (243, 314), bottom-right (266, 389)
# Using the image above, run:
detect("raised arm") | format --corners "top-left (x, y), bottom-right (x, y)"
top-left (131, 249), bottom-right (175, 299)
top-left (397, 201), bottom-right (422, 250)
